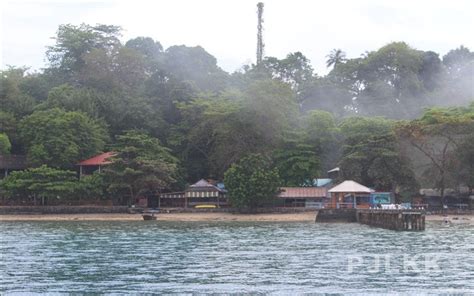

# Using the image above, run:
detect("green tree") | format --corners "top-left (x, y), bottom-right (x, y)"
top-left (0, 111), bottom-right (21, 154)
top-left (303, 110), bottom-right (341, 172)
top-left (272, 132), bottom-right (320, 186)
top-left (261, 52), bottom-right (315, 98)
top-left (339, 117), bottom-right (417, 193)
top-left (0, 165), bottom-right (77, 205)
top-left (433, 46), bottom-right (474, 107)
top-left (0, 133), bottom-right (11, 155)
top-left (397, 106), bottom-right (474, 202)
top-left (299, 77), bottom-right (353, 116)
top-left (175, 93), bottom-right (241, 180)
top-left (454, 134), bottom-right (474, 194)
top-left (329, 42), bottom-right (440, 118)
top-left (177, 79), bottom-right (298, 180)
top-left (125, 36), bottom-right (164, 73)
top-left (47, 23), bottom-right (122, 81)
top-left (442, 45), bottom-right (474, 77)
top-left (74, 173), bottom-right (108, 202)
top-left (104, 131), bottom-right (179, 205)
top-left (163, 45), bottom-right (229, 92)
top-left (224, 154), bottom-right (280, 211)
top-left (36, 84), bottom-right (101, 117)
top-left (326, 49), bottom-right (347, 69)
top-left (0, 67), bottom-right (37, 117)
top-left (79, 46), bottom-right (147, 93)
top-left (125, 37), bottom-right (163, 60)
top-left (19, 108), bottom-right (108, 168)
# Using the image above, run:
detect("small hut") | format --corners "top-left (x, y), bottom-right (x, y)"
top-left (328, 180), bottom-right (373, 209)
top-left (184, 179), bottom-right (227, 208)
top-left (0, 155), bottom-right (28, 178)
top-left (76, 152), bottom-right (116, 178)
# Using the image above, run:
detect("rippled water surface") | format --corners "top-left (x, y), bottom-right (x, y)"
top-left (1, 221), bottom-right (473, 294)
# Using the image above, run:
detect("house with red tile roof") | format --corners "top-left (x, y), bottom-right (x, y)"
top-left (277, 187), bottom-right (328, 208)
top-left (76, 152), bottom-right (117, 178)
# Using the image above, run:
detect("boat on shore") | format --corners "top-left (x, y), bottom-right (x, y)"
top-left (142, 210), bottom-right (159, 220)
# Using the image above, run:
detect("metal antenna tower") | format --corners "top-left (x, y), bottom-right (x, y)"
top-left (256, 2), bottom-right (264, 65)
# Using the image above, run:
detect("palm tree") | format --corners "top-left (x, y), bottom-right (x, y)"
top-left (326, 49), bottom-right (347, 69)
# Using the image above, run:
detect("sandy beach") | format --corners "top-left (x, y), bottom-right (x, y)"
top-left (0, 212), bottom-right (472, 222)
top-left (0, 212), bottom-right (318, 222)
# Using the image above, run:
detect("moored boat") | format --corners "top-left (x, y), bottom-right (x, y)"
top-left (142, 210), bottom-right (159, 220)
top-left (142, 214), bottom-right (157, 220)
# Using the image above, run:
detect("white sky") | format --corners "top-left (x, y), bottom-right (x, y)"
top-left (1, 0), bottom-right (473, 75)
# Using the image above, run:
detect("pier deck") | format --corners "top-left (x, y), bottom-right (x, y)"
top-left (316, 208), bottom-right (426, 231)
top-left (356, 209), bottom-right (425, 231)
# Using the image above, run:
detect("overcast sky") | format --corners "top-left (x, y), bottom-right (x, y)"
top-left (1, 0), bottom-right (473, 75)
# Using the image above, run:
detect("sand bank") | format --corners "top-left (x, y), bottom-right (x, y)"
top-left (0, 212), bottom-right (471, 223)
top-left (0, 211), bottom-right (317, 222)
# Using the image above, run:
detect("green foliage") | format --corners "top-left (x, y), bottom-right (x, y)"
top-left (0, 67), bottom-right (37, 117)
top-left (326, 49), bottom-right (347, 68)
top-left (454, 135), bottom-right (474, 193)
top-left (19, 108), bottom-right (108, 168)
top-left (0, 111), bottom-right (21, 153)
top-left (328, 42), bottom-right (445, 118)
top-left (74, 173), bottom-right (108, 200)
top-left (303, 110), bottom-right (341, 171)
top-left (104, 130), bottom-right (179, 205)
top-left (339, 117), bottom-right (417, 192)
top-left (224, 154), bottom-right (280, 211)
top-left (2, 22), bottom-right (473, 205)
top-left (0, 165), bottom-right (77, 205)
top-left (47, 23), bottom-right (122, 78)
top-left (261, 52), bottom-right (315, 96)
top-left (163, 45), bottom-right (229, 92)
top-left (177, 79), bottom-right (298, 179)
top-left (36, 84), bottom-right (101, 117)
top-left (272, 132), bottom-right (320, 186)
top-left (396, 106), bottom-right (474, 198)
top-left (0, 133), bottom-right (11, 155)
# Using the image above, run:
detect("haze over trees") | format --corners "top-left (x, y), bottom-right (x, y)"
top-left (1, 23), bottom-right (473, 205)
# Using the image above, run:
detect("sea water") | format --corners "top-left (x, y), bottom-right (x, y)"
top-left (0, 221), bottom-right (473, 294)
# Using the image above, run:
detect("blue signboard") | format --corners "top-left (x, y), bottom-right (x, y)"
top-left (370, 192), bottom-right (392, 206)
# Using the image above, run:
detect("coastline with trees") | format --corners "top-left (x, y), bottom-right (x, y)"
top-left (0, 24), bottom-right (473, 211)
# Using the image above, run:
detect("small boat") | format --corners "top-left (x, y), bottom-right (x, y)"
top-left (142, 214), bottom-right (157, 220)
top-left (142, 210), bottom-right (159, 220)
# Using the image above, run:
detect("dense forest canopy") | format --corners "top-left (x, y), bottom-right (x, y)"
top-left (1, 23), bottom-right (473, 203)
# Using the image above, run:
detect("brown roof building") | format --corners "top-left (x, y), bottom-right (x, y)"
top-left (277, 187), bottom-right (328, 208)
top-left (0, 155), bottom-right (28, 178)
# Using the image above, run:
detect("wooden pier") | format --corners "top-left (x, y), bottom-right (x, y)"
top-left (356, 209), bottom-right (425, 231)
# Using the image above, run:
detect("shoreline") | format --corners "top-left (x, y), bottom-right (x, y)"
top-left (0, 212), bottom-right (472, 222)
top-left (0, 212), bottom-right (317, 222)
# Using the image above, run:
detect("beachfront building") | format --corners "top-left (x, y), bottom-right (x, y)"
top-left (328, 180), bottom-right (373, 209)
top-left (76, 152), bottom-right (116, 178)
top-left (0, 155), bottom-right (28, 179)
top-left (413, 188), bottom-right (472, 210)
top-left (277, 187), bottom-right (328, 208)
top-left (184, 179), bottom-right (228, 208)
top-left (158, 179), bottom-right (228, 208)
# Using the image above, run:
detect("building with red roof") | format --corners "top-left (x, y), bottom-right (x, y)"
top-left (77, 152), bottom-right (117, 177)
top-left (277, 187), bottom-right (329, 208)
